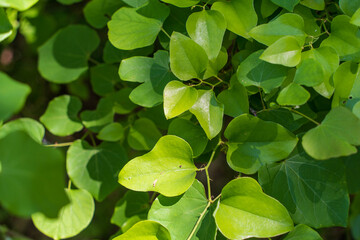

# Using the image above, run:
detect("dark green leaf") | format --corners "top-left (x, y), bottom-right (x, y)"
top-left (259, 150), bottom-right (349, 228)
top-left (67, 140), bottom-right (128, 201)
top-left (0, 132), bottom-right (68, 217)
top-left (127, 118), bottom-right (162, 151)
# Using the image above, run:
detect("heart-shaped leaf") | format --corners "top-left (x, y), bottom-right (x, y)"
top-left (214, 177), bottom-right (293, 239)
top-left (259, 150), bottom-right (349, 228)
top-left (225, 114), bottom-right (298, 174)
top-left (97, 122), bottom-right (125, 142)
top-left (81, 98), bottom-right (114, 133)
top-left (119, 135), bottom-right (197, 197)
top-left (283, 224), bottom-right (322, 240)
top-left (293, 58), bottom-right (324, 87)
top-left (186, 10), bottom-right (226, 60)
top-left (302, 106), bottom-right (360, 160)
top-left (32, 189), bottom-right (94, 239)
top-left (40, 95), bottom-right (83, 137)
top-left (38, 25), bottom-right (100, 83)
top-left (0, 118), bottom-right (44, 144)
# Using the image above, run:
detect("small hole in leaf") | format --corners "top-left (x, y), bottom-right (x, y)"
top-left (349, 96), bottom-right (353, 99)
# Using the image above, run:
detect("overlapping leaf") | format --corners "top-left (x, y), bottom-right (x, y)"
top-left (214, 178), bottom-right (293, 239)
top-left (67, 140), bottom-right (128, 201)
top-left (259, 150), bottom-right (349, 228)
top-left (225, 114), bottom-right (298, 174)
top-left (113, 220), bottom-right (171, 240)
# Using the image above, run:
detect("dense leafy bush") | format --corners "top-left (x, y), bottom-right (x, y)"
top-left (0, 0), bottom-right (360, 239)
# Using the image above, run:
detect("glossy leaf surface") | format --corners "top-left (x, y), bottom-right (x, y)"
top-left (225, 114), bottom-right (298, 174)
top-left (119, 135), bottom-right (197, 197)
top-left (214, 178), bottom-right (293, 239)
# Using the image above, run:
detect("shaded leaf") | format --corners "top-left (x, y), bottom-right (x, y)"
top-left (113, 220), bottom-right (171, 240)
top-left (127, 118), bottom-right (162, 151)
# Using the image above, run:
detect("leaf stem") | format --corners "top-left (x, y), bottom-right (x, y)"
top-left (284, 107), bottom-right (321, 126)
top-left (45, 142), bottom-right (73, 147)
top-left (259, 88), bottom-right (266, 110)
top-left (68, 180), bottom-right (72, 190)
top-left (186, 201), bottom-right (211, 240)
top-left (161, 28), bottom-right (171, 39)
top-left (89, 57), bottom-right (101, 65)
top-left (89, 132), bottom-right (97, 146)
top-left (212, 194), bottom-right (221, 203)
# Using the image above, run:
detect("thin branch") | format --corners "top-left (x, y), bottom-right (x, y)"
top-left (186, 201), bottom-right (211, 240)
top-left (283, 107), bottom-right (321, 126)
top-left (161, 28), bottom-right (171, 39)
top-left (45, 142), bottom-right (73, 147)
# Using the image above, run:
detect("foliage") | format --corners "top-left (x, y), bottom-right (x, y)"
top-left (0, 0), bottom-right (360, 239)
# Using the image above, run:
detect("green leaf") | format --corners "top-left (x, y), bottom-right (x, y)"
top-left (214, 177), bottom-right (293, 239)
top-left (225, 114), bottom-right (298, 174)
top-left (160, 0), bottom-right (199, 8)
top-left (0, 0), bottom-right (38, 11)
top-left (332, 61), bottom-right (359, 108)
top-left (186, 10), bottom-right (226, 60)
top-left (81, 98), bottom-right (114, 133)
top-left (0, 8), bottom-right (12, 42)
top-left (341, 151), bottom-right (360, 194)
top-left (300, 0), bottom-right (324, 10)
top-left (351, 8), bottom-right (360, 27)
top-left (294, 5), bottom-right (321, 36)
top-left (0, 72), bottom-right (31, 121)
top-left (113, 220), bottom-right (171, 240)
top-left (260, 36), bottom-right (302, 67)
top-left (258, 150), bottom-right (349, 228)
top-left (0, 118), bottom-right (44, 144)
top-left (163, 81), bottom-right (198, 119)
top-left (211, 0), bottom-right (257, 39)
top-left (107, 88), bottom-right (137, 114)
top-left (277, 83), bottom-right (310, 106)
top-left (136, 0), bottom-right (170, 22)
top-left (190, 90), bottom-right (224, 140)
top-left (40, 95), bottom-right (83, 137)
top-left (38, 25), bottom-right (100, 84)
top-left (203, 47), bottom-right (228, 79)
top-left (97, 122), bottom-right (125, 142)
top-left (120, 50), bottom-right (175, 107)
top-left (108, 7), bottom-right (163, 50)
top-left (127, 118), bottom-right (162, 151)
top-left (237, 50), bottom-right (289, 93)
top-left (67, 140), bottom-right (128, 201)
top-left (249, 13), bottom-right (306, 46)
top-left (168, 118), bottom-right (208, 158)
top-left (261, 0), bottom-right (279, 18)
top-left (32, 189), bottom-right (94, 239)
top-left (118, 135), bottom-right (197, 197)
top-left (111, 191), bottom-right (149, 228)
top-left (169, 32), bottom-right (208, 80)
top-left (283, 224), bottom-right (322, 240)
top-left (270, 0), bottom-right (300, 11)
top-left (148, 180), bottom-right (216, 240)
top-left (84, 0), bottom-right (125, 29)
top-left (293, 58), bottom-right (324, 87)
top-left (90, 64), bottom-right (121, 97)
top-left (339, 0), bottom-right (360, 16)
top-left (218, 75), bottom-right (249, 118)
top-left (301, 47), bottom-right (339, 98)
top-left (103, 41), bottom-right (153, 64)
top-left (321, 15), bottom-right (360, 61)
top-left (0, 131), bottom-right (68, 217)
top-left (257, 106), bottom-right (317, 132)
top-left (302, 106), bottom-right (360, 160)
top-left (57, 0), bottom-right (82, 4)
top-left (138, 105), bottom-right (171, 130)
top-left (122, 0), bottom-right (148, 8)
